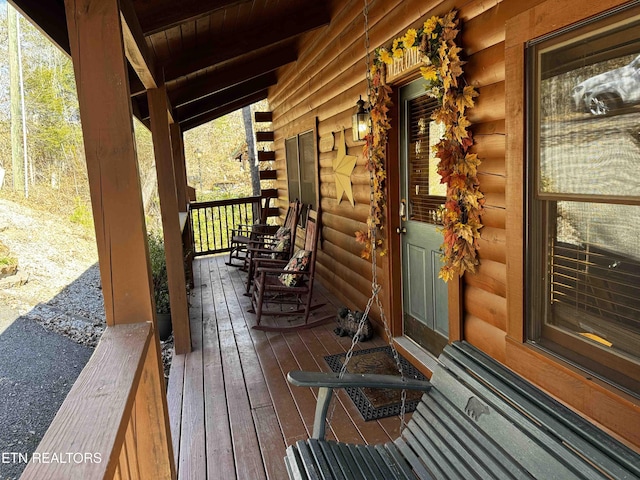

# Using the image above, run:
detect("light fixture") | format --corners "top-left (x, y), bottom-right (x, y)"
top-left (352, 96), bottom-right (369, 142)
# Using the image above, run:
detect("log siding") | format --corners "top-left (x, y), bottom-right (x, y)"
top-left (270, 0), bottom-right (541, 364)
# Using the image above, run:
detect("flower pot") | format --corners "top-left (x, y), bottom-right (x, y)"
top-left (157, 312), bottom-right (172, 341)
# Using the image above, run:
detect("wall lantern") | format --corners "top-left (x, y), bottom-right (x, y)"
top-left (352, 96), bottom-right (370, 142)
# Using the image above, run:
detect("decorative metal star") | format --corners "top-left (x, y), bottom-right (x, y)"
top-left (333, 130), bottom-right (357, 207)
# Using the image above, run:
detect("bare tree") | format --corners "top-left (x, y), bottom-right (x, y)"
top-left (242, 105), bottom-right (260, 196)
top-left (8, 4), bottom-right (24, 194)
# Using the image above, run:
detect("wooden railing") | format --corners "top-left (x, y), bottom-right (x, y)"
top-left (21, 322), bottom-right (175, 479)
top-left (190, 196), bottom-right (262, 256)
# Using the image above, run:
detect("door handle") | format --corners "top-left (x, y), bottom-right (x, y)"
top-left (399, 199), bottom-right (407, 220)
top-left (396, 227), bottom-right (407, 235)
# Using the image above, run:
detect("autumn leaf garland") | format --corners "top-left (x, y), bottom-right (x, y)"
top-left (356, 10), bottom-right (484, 281)
top-left (356, 65), bottom-right (393, 260)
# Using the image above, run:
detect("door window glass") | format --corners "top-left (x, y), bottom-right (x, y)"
top-left (408, 95), bottom-right (445, 224)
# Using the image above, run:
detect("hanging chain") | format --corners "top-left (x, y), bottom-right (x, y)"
top-left (327, 0), bottom-right (407, 433)
top-left (362, 0), bottom-right (407, 429)
top-left (363, 0), bottom-right (371, 102)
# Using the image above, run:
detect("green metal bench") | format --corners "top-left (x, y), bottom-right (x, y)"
top-left (285, 341), bottom-right (640, 479)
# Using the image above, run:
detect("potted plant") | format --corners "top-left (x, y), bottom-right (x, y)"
top-left (148, 232), bottom-right (172, 341)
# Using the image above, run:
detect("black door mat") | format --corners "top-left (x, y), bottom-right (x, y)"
top-left (324, 346), bottom-right (427, 421)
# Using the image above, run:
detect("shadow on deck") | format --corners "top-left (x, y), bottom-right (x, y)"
top-left (167, 255), bottom-right (405, 479)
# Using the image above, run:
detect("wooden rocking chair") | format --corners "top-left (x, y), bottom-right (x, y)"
top-left (226, 196), bottom-right (274, 267)
top-left (244, 201), bottom-right (302, 293)
top-left (249, 208), bottom-right (330, 332)
top-left (227, 198), bottom-right (299, 269)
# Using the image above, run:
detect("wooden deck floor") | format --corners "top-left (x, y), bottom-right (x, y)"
top-left (167, 254), bottom-right (406, 480)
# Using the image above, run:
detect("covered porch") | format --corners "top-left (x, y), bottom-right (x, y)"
top-left (10, 0), bottom-right (640, 477)
top-left (168, 254), bottom-right (406, 479)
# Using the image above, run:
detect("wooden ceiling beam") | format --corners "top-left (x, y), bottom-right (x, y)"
top-left (163, 3), bottom-right (330, 81)
top-left (168, 45), bottom-right (297, 108)
top-left (120, 0), bottom-right (158, 89)
top-left (136, 72), bottom-right (275, 123)
top-left (180, 90), bottom-right (268, 132)
top-left (136, 0), bottom-right (253, 36)
top-left (173, 72), bottom-right (277, 123)
top-left (129, 66), bottom-right (147, 97)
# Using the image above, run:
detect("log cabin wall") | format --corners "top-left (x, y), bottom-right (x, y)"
top-left (269, 0), bottom-right (640, 448)
top-left (269, 0), bottom-right (534, 356)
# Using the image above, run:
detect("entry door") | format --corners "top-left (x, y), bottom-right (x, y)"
top-left (399, 80), bottom-right (449, 356)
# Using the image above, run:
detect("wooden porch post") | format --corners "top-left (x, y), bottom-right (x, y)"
top-left (64, 0), bottom-right (154, 326)
top-left (64, 1), bottom-right (175, 478)
top-left (170, 122), bottom-right (195, 288)
top-left (148, 86), bottom-right (192, 355)
top-left (170, 122), bottom-right (188, 212)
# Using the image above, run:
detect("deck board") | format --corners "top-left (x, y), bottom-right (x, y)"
top-left (179, 259), bottom-right (206, 480)
top-left (201, 258), bottom-right (236, 480)
top-left (167, 352), bottom-right (185, 469)
top-left (168, 255), bottom-right (411, 479)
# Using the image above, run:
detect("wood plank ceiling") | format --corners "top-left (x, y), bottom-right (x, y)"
top-left (10, 0), bottom-right (332, 130)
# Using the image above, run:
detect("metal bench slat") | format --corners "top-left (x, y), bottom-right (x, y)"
top-left (335, 442), bottom-right (366, 480)
top-left (429, 362), bottom-right (593, 479)
top-left (382, 441), bottom-right (419, 479)
top-left (394, 436), bottom-right (436, 480)
top-left (307, 439), bottom-right (335, 480)
top-left (414, 402), bottom-right (532, 480)
top-left (286, 444), bottom-right (310, 480)
top-left (404, 419), bottom-right (472, 480)
top-left (414, 396), bottom-right (531, 480)
top-left (346, 443), bottom-right (382, 479)
top-left (296, 440), bottom-right (322, 480)
top-left (437, 360), bottom-right (603, 479)
top-left (285, 456), bottom-right (295, 480)
top-left (409, 407), bottom-right (488, 480)
top-left (317, 441), bottom-right (348, 480)
top-left (326, 441), bottom-right (364, 480)
top-left (357, 444), bottom-right (397, 480)
top-left (447, 342), bottom-right (640, 480)
top-left (371, 443), bottom-right (411, 480)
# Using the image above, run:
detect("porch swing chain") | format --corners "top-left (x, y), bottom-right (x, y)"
top-left (331, 0), bottom-right (408, 431)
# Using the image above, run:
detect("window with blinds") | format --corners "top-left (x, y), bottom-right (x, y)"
top-left (407, 95), bottom-right (445, 225)
top-left (526, 7), bottom-right (640, 396)
top-left (547, 202), bottom-right (640, 360)
top-left (551, 241), bottom-right (640, 335)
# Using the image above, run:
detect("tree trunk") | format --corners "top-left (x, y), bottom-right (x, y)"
top-left (8, 4), bottom-right (24, 194)
top-left (141, 164), bottom-right (158, 213)
top-left (242, 105), bottom-right (260, 196)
